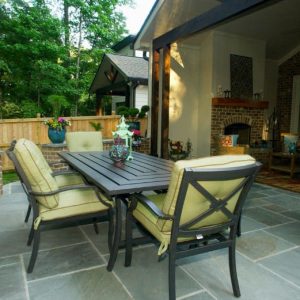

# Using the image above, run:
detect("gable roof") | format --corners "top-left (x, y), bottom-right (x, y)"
top-left (89, 54), bottom-right (148, 94)
top-left (112, 35), bottom-right (135, 52)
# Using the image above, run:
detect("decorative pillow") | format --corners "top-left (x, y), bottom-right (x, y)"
top-left (14, 139), bottom-right (59, 208)
top-left (66, 131), bottom-right (103, 152)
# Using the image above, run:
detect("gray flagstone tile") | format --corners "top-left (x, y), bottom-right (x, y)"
top-left (110, 245), bottom-right (203, 300)
top-left (0, 256), bottom-right (19, 267)
top-left (236, 230), bottom-right (295, 260)
top-left (184, 291), bottom-right (216, 300)
top-left (243, 207), bottom-right (293, 226)
top-left (263, 194), bottom-right (300, 211)
top-left (259, 248), bottom-right (300, 287)
top-left (265, 222), bottom-right (300, 245)
top-left (281, 209), bottom-right (300, 221)
top-left (179, 249), bottom-right (300, 300)
top-left (0, 263), bottom-right (27, 300)
top-left (261, 204), bottom-right (288, 213)
top-left (25, 242), bottom-right (105, 281)
top-left (28, 266), bottom-right (130, 300)
top-left (244, 197), bottom-right (270, 208)
top-left (0, 227), bottom-right (87, 258)
top-left (240, 216), bottom-right (267, 233)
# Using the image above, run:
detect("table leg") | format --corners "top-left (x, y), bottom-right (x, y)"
top-left (107, 196), bottom-right (122, 271)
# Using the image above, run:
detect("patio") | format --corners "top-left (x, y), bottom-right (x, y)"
top-left (0, 181), bottom-right (299, 299)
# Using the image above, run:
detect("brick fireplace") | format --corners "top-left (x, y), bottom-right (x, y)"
top-left (211, 98), bottom-right (268, 156)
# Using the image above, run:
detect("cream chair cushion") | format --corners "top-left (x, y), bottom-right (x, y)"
top-left (66, 131), bottom-right (103, 152)
top-left (37, 189), bottom-right (110, 225)
top-left (55, 173), bottom-right (84, 187)
top-left (14, 139), bottom-right (59, 209)
top-left (133, 155), bottom-right (256, 249)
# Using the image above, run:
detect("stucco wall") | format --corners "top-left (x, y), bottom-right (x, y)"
top-left (169, 42), bottom-right (202, 157)
top-left (212, 31), bottom-right (266, 99)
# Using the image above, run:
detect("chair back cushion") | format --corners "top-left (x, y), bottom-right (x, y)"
top-left (158, 155), bottom-right (256, 232)
top-left (14, 139), bottom-right (59, 208)
top-left (66, 131), bottom-right (103, 152)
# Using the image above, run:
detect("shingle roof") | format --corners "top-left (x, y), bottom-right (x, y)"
top-left (106, 54), bottom-right (148, 81)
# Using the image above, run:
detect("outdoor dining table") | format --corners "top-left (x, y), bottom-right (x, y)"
top-left (59, 150), bottom-right (174, 270)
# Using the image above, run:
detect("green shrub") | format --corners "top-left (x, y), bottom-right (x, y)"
top-left (0, 102), bottom-right (23, 119)
top-left (128, 107), bottom-right (139, 117)
top-left (141, 105), bottom-right (150, 113)
top-left (21, 100), bottom-right (41, 118)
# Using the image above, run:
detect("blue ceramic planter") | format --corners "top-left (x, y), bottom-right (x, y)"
top-left (48, 128), bottom-right (66, 144)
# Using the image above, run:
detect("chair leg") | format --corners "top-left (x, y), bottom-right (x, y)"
top-left (125, 209), bottom-right (133, 267)
top-left (107, 209), bottom-right (114, 253)
top-left (24, 204), bottom-right (31, 223)
top-left (107, 197), bottom-right (122, 272)
top-left (168, 247), bottom-right (176, 300)
top-left (237, 215), bottom-right (242, 237)
top-left (93, 218), bottom-right (99, 234)
top-left (229, 242), bottom-right (241, 297)
top-left (27, 223), bottom-right (34, 246)
top-left (27, 229), bottom-right (41, 273)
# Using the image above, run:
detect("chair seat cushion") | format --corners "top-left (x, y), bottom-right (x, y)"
top-left (37, 189), bottom-right (111, 224)
top-left (55, 173), bottom-right (85, 187)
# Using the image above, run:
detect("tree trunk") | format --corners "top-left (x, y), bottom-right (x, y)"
top-left (74, 12), bottom-right (83, 116)
top-left (63, 0), bottom-right (70, 50)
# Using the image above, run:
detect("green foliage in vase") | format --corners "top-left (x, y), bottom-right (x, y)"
top-left (89, 121), bottom-right (102, 131)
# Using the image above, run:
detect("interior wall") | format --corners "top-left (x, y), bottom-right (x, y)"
top-left (169, 42), bottom-right (201, 157)
top-left (197, 33), bottom-right (214, 157)
top-left (212, 31), bottom-right (266, 98)
top-left (277, 51), bottom-right (300, 133)
top-left (264, 59), bottom-right (278, 117)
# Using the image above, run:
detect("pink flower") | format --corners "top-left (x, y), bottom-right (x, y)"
top-left (132, 129), bottom-right (141, 136)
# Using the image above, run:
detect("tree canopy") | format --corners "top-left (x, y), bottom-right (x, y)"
top-left (0, 0), bottom-right (131, 118)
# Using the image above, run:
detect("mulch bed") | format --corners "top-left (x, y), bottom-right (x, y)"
top-left (255, 169), bottom-right (300, 193)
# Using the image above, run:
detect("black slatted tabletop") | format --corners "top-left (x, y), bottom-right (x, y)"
top-left (59, 151), bottom-right (174, 196)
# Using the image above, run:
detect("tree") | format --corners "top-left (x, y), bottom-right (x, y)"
top-left (0, 0), bottom-right (132, 117)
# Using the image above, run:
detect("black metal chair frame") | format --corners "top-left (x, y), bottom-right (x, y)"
top-left (125, 162), bottom-right (261, 300)
top-left (6, 141), bottom-right (116, 273)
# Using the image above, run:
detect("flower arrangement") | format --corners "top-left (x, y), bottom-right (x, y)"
top-left (131, 129), bottom-right (142, 147)
top-left (44, 117), bottom-right (71, 130)
top-left (109, 136), bottom-right (129, 166)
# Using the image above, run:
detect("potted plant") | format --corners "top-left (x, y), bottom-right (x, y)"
top-left (44, 117), bottom-right (71, 144)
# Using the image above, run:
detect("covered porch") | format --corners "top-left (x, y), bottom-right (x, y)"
top-left (135, 0), bottom-right (300, 159)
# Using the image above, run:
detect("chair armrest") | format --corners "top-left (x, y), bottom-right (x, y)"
top-left (29, 184), bottom-right (100, 197)
top-left (130, 193), bottom-right (173, 220)
top-left (48, 160), bottom-right (66, 166)
top-left (52, 169), bottom-right (80, 177)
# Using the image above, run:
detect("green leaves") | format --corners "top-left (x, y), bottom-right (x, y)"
top-left (0, 0), bottom-right (131, 118)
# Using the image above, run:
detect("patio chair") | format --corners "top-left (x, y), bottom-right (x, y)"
top-left (7, 138), bottom-right (116, 273)
top-left (66, 131), bottom-right (103, 152)
top-left (125, 155), bottom-right (261, 300)
top-left (7, 141), bottom-right (86, 224)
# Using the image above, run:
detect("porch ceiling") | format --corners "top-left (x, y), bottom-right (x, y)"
top-left (135, 0), bottom-right (221, 49)
top-left (137, 0), bottom-right (300, 60)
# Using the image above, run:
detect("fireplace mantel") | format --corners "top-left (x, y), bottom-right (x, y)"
top-left (212, 98), bottom-right (268, 109)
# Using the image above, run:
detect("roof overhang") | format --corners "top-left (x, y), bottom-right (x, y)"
top-left (89, 54), bottom-right (148, 94)
top-left (134, 0), bottom-right (300, 60)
